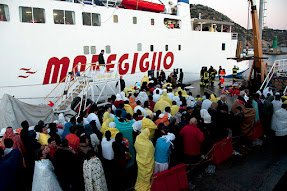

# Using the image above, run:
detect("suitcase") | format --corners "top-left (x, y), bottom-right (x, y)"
top-left (209, 137), bottom-right (233, 165)
top-left (248, 120), bottom-right (264, 140)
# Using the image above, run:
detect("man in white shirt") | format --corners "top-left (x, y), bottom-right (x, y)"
top-left (201, 94), bottom-right (212, 110)
top-left (87, 107), bottom-right (101, 131)
top-left (153, 89), bottom-right (161, 103)
top-left (272, 92), bottom-right (283, 113)
top-left (167, 88), bottom-right (174, 100)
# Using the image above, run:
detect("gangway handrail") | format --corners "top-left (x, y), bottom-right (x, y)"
top-left (260, 59), bottom-right (287, 91)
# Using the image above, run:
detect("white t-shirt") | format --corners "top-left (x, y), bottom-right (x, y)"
top-left (87, 113), bottom-right (101, 131)
top-left (101, 137), bottom-right (115, 160)
top-left (201, 99), bottom-right (212, 110)
top-left (153, 94), bottom-right (161, 103)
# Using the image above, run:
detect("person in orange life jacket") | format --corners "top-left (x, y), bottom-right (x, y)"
top-left (218, 66), bottom-right (223, 82)
top-left (99, 49), bottom-right (105, 66)
top-left (180, 117), bottom-right (204, 164)
top-left (219, 69), bottom-right (226, 88)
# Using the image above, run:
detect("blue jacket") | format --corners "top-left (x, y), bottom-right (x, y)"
top-left (155, 137), bottom-right (171, 163)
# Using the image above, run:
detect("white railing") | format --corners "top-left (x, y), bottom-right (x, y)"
top-left (260, 59), bottom-right (287, 91)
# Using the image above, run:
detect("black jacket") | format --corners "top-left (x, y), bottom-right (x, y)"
top-left (99, 53), bottom-right (105, 64)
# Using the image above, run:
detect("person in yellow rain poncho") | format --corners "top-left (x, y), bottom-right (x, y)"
top-left (154, 100), bottom-right (171, 113)
top-left (159, 91), bottom-right (172, 105)
top-left (210, 94), bottom-right (219, 103)
top-left (103, 107), bottom-right (113, 123)
top-left (102, 122), bottom-right (119, 139)
top-left (100, 117), bottom-right (114, 134)
top-left (162, 82), bottom-right (172, 89)
top-left (141, 75), bottom-right (149, 86)
top-left (134, 128), bottom-right (155, 191)
top-left (124, 101), bottom-right (134, 115)
top-left (174, 87), bottom-right (188, 98)
top-left (171, 101), bottom-right (179, 116)
top-left (141, 118), bottom-right (157, 139)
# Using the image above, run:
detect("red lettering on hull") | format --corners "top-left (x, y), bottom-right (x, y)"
top-left (43, 52), bottom-right (174, 85)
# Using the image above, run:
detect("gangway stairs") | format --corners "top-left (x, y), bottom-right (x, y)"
top-left (260, 59), bottom-right (287, 94)
top-left (44, 63), bottom-right (121, 115)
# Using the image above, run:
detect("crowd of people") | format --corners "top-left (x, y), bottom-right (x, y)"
top-left (0, 70), bottom-right (287, 191)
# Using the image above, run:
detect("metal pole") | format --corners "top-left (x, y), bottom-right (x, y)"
top-left (259, 0), bottom-right (264, 39)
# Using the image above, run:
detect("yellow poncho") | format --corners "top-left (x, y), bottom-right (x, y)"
top-left (124, 104), bottom-right (134, 115)
top-left (103, 111), bottom-right (111, 123)
top-left (159, 91), bottom-right (172, 105)
top-left (154, 100), bottom-right (171, 113)
top-left (103, 127), bottom-right (119, 139)
top-left (171, 105), bottom-right (179, 116)
top-left (100, 118), bottom-right (114, 134)
top-left (134, 128), bottom-right (155, 191)
top-left (163, 83), bottom-right (172, 89)
top-left (141, 118), bottom-right (157, 139)
top-left (210, 94), bottom-right (219, 103)
top-left (141, 75), bottom-right (149, 86)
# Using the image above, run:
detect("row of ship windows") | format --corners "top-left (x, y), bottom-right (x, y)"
top-left (83, 44), bottom-right (182, 54)
top-left (0, 4), bottom-right (161, 26)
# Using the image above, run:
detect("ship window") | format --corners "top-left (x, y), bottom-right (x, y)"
top-left (133, 17), bottom-right (137, 24)
top-left (151, 18), bottom-right (154, 25)
top-left (137, 43), bottom-right (142, 51)
top-left (92, 13), bottom-right (101, 26)
top-left (150, 45), bottom-right (154, 52)
top-left (83, 12), bottom-right (91, 25)
top-left (84, 46), bottom-right (89, 55)
top-left (0, 4), bottom-right (9, 21)
top-left (178, 45), bottom-right (181, 51)
top-left (113, 15), bottom-right (118, 23)
top-left (91, 46), bottom-right (96, 54)
top-left (33, 8), bottom-right (45, 23)
top-left (164, 18), bottom-right (181, 29)
top-left (54, 10), bottom-right (75, 25)
top-left (65, 11), bottom-right (75, 25)
top-left (106, 45), bottom-right (111, 53)
top-left (222, 43), bottom-right (225, 51)
top-left (165, 45), bottom-right (168, 51)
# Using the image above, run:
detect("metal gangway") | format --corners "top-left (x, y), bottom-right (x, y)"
top-left (260, 59), bottom-right (287, 93)
top-left (44, 63), bottom-right (121, 115)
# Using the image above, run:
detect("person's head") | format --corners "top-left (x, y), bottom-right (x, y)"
top-left (178, 91), bottom-right (182, 96)
top-left (210, 102), bottom-right (218, 110)
top-left (0, 147), bottom-right (4, 158)
top-left (101, 49), bottom-right (104, 54)
top-left (155, 110), bottom-right (161, 117)
top-left (172, 101), bottom-right (177, 105)
top-left (165, 106), bottom-right (171, 113)
top-left (48, 137), bottom-right (57, 148)
top-left (115, 132), bottom-right (123, 143)
top-left (180, 69), bottom-right (182, 72)
top-left (205, 93), bottom-right (210, 100)
top-left (220, 94), bottom-right (226, 102)
top-left (34, 125), bottom-right (42, 133)
top-left (126, 113), bottom-right (132, 121)
top-left (124, 100), bottom-right (129, 105)
top-left (77, 116), bottom-right (83, 125)
top-left (190, 117), bottom-right (198, 125)
top-left (70, 116), bottom-right (76, 124)
top-left (105, 130), bottom-right (111, 141)
top-left (156, 89), bottom-right (160, 94)
top-left (49, 123), bottom-right (58, 134)
top-left (119, 103), bottom-right (124, 109)
top-left (69, 126), bottom-right (77, 134)
top-left (220, 103), bottom-right (229, 112)
top-left (236, 106), bottom-right (243, 113)
top-left (120, 76), bottom-right (123, 80)
top-left (144, 101), bottom-right (149, 108)
top-left (136, 109), bottom-right (142, 116)
top-left (189, 92), bottom-right (193, 96)
top-left (4, 138), bottom-right (14, 148)
top-left (275, 93), bottom-right (281, 100)
top-left (21, 120), bottom-right (29, 130)
top-left (86, 150), bottom-right (97, 160)
top-left (35, 149), bottom-right (44, 161)
top-left (80, 135), bottom-right (89, 144)
top-left (115, 109), bottom-right (122, 118)
top-left (61, 139), bottom-right (69, 147)
top-left (42, 126), bottom-right (48, 134)
top-left (186, 107), bottom-right (192, 114)
top-left (41, 145), bottom-right (50, 155)
top-left (136, 100), bottom-right (141, 106)
top-left (108, 97), bottom-right (113, 103)
top-left (148, 95), bottom-right (153, 101)
top-left (38, 120), bottom-right (45, 127)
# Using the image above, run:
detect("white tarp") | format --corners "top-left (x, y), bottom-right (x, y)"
top-left (0, 94), bottom-right (56, 130)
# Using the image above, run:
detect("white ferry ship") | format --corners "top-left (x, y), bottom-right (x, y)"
top-left (0, 0), bottom-right (249, 105)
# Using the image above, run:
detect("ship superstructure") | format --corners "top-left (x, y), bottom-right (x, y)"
top-left (0, 0), bottom-right (249, 104)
